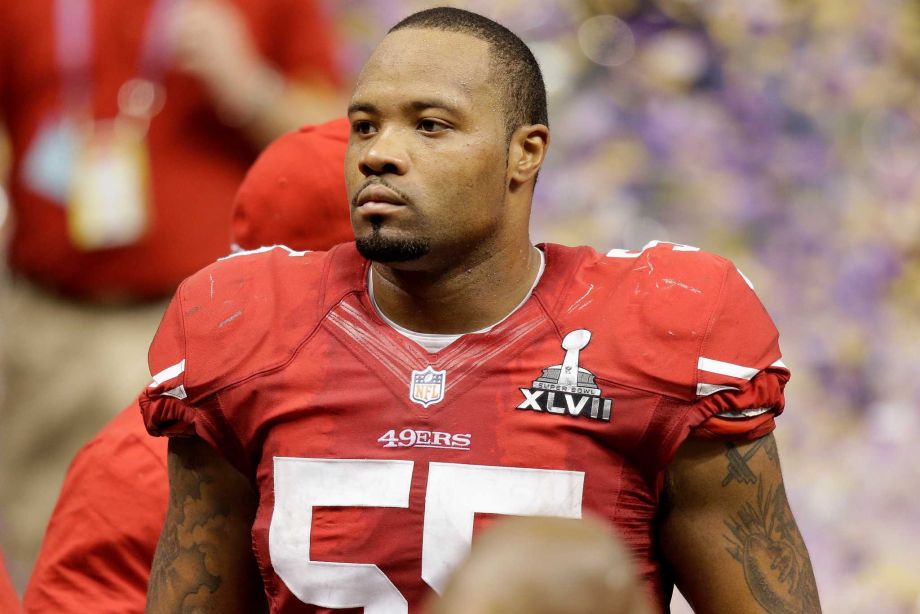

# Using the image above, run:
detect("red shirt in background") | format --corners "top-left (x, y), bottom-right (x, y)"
top-left (0, 0), bottom-right (338, 300)
top-left (0, 552), bottom-right (20, 614)
top-left (21, 406), bottom-right (166, 614)
top-left (23, 117), bottom-right (351, 613)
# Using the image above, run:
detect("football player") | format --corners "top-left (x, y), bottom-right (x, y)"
top-left (22, 118), bottom-right (352, 614)
top-left (143, 8), bottom-right (821, 614)
top-left (430, 515), bottom-right (652, 614)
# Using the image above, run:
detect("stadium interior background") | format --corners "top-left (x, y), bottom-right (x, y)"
top-left (2, 0), bottom-right (918, 612)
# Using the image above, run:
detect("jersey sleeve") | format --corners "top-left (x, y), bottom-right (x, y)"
top-left (22, 404), bottom-right (167, 614)
top-left (139, 282), bottom-right (249, 474)
top-left (647, 262), bottom-right (790, 469)
top-left (139, 248), bottom-right (331, 474)
top-left (690, 265), bottom-right (790, 441)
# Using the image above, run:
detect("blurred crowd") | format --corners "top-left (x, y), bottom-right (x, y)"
top-left (336, 0), bottom-right (920, 611)
top-left (1, 0), bottom-right (918, 612)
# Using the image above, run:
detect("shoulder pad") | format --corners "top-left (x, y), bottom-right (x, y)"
top-left (542, 241), bottom-right (785, 401)
top-left (147, 245), bottom-right (348, 403)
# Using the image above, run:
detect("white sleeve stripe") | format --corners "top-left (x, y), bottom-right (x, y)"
top-left (161, 385), bottom-right (188, 400)
top-left (218, 244), bottom-right (310, 261)
top-left (697, 383), bottom-right (741, 396)
top-left (605, 249), bottom-right (640, 259)
top-left (737, 268), bottom-right (755, 290)
top-left (218, 245), bottom-right (277, 261)
top-left (698, 357), bottom-right (759, 381)
top-left (770, 359), bottom-right (787, 369)
top-left (716, 407), bottom-right (773, 419)
top-left (149, 359), bottom-right (186, 387)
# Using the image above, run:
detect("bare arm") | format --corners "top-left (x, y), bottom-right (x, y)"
top-left (660, 433), bottom-right (821, 614)
top-left (146, 437), bottom-right (267, 613)
top-left (171, 0), bottom-right (343, 147)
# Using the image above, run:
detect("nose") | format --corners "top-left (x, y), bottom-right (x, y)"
top-left (358, 127), bottom-right (409, 177)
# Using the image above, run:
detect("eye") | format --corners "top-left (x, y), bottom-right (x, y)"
top-left (352, 120), bottom-right (376, 136)
top-left (418, 119), bottom-right (449, 134)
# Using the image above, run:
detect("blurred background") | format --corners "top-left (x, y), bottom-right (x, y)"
top-left (1, 0), bottom-right (918, 611)
top-left (332, 1), bottom-right (920, 611)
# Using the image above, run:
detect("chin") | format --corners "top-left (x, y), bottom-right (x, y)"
top-left (355, 227), bottom-right (431, 263)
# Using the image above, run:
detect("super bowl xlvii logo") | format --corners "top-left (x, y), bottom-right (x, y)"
top-left (410, 366), bottom-right (447, 408)
top-left (517, 329), bottom-right (613, 422)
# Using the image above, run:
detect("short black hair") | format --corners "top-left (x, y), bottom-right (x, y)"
top-left (389, 7), bottom-right (548, 141)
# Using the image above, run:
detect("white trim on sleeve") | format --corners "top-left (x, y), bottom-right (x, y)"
top-left (161, 385), bottom-right (188, 400)
top-left (605, 249), bottom-right (640, 259)
top-left (149, 359), bottom-right (186, 387)
top-left (715, 407), bottom-right (773, 419)
top-left (696, 383), bottom-right (740, 396)
top-left (698, 357), bottom-right (759, 381)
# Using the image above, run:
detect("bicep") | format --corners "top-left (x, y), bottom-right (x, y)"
top-left (660, 434), bottom-right (821, 614)
top-left (146, 437), bottom-right (266, 614)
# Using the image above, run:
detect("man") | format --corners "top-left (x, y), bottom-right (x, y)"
top-left (22, 118), bottom-right (352, 614)
top-left (0, 0), bottom-right (340, 579)
top-left (430, 516), bottom-right (652, 614)
top-left (142, 8), bottom-right (821, 613)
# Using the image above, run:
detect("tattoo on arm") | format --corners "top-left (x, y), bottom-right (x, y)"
top-left (147, 438), bottom-right (258, 613)
top-left (721, 435), bottom-right (776, 486)
top-left (721, 437), bottom-right (821, 614)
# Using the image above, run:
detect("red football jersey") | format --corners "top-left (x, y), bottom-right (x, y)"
top-left (141, 241), bottom-right (790, 613)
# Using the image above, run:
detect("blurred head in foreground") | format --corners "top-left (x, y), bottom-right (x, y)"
top-left (429, 516), bottom-right (652, 614)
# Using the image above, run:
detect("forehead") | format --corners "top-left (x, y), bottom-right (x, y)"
top-left (351, 28), bottom-right (496, 110)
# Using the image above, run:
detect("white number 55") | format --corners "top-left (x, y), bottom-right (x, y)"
top-left (270, 458), bottom-right (585, 614)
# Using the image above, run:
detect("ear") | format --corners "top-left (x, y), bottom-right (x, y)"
top-left (508, 124), bottom-right (550, 189)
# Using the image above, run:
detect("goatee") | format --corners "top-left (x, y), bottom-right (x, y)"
top-left (355, 224), bottom-right (430, 262)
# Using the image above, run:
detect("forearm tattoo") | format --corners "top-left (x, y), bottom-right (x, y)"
top-left (147, 445), bottom-right (229, 612)
top-left (722, 436), bottom-right (821, 613)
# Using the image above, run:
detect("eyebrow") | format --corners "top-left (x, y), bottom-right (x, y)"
top-left (347, 98), bottom-right (464, 117)
top-left (406, 99), bottom-right (462, 115)
top-left (347, 101), bottom-right (378, 116)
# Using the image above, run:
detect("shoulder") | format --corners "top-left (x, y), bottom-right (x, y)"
top-left (543, 240), bottom-right (736, 300)
top-left (541, 241), bottom-right (781, 401)
top-left (177, 243), bottom-right (329, 308)
top-left (587, 240), bottom-right (735, 292)
top-left (150, 244), bottom-right (363, 402)
top-left (542, 240), bottom-right (741, 337)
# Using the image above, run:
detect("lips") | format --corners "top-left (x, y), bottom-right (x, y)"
top-left (355, 185), bottom-right (407, 207)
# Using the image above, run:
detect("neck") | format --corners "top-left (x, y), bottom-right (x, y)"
top-left (370, 237), bottom-right (541, 334)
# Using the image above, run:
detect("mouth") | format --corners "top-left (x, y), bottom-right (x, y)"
top-left (354, 184), bottom-right (408, 209)
top-left (353, 184), bottom-right (411, 219)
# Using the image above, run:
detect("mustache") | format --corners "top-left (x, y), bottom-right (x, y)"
top-left (351, 178), bottom-right (414, 208)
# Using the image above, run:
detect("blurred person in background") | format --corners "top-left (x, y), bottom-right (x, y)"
top-left (0, 551), bottom-right (19, 614)
top-left (22, 117), bottom-right (352, 614)
top-left (429, 515), bottom-right (652, 614)
top-left (0, 0), bottom-right (342, 583)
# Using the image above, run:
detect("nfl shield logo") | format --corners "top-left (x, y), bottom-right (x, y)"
top-left (410, 366), bottom-right (447, 408)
